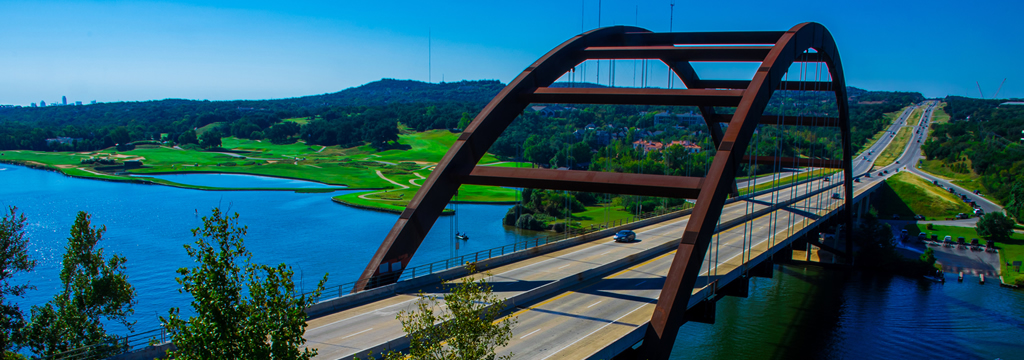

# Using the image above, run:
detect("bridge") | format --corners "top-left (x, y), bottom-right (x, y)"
top-left (104, 22), bottom-right (929, 360)
top-left (310, 22), bottom-right (868, 360)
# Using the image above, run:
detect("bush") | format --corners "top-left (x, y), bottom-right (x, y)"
top-left (514, 214), bottom-right (545, 231)
top-left (926, 223), bottom-right (934, 230)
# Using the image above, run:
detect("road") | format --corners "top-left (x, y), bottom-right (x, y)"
top-left (900, 102), bottom-right (1004, 216)
top-left (303, 106), bottom-right (914, 359)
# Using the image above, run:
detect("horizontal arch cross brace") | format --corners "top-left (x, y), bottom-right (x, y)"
top-left (460, 166), bottom-right (703, 199)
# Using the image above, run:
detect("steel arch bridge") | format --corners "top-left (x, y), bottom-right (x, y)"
top-left (355, 22), bottom-right (852, 357)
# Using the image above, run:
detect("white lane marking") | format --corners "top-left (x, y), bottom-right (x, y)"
top-left (587, 301), bottom-right (602, 308)
top-left (634, 280), bottom-right (647, 287)
top-left (543, 302), bottom-right (654, 360)
top-left (341, 328), bottom-right (373, 340)
top-left (600, 251), bottom-right (611, 256)
top-left (557, 264), bottom-right (571, 270)
top-left (520, 328), bottom-right (542, 340)
top-left (313, 298), bottom-right (418, 329)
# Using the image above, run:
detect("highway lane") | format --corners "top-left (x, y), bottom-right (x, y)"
top-left (902, 102), bottom-right (1004, 215)
top-left (304, 106), bottom-right (912, 359)
top-left (495, 169), bottom-right (872, 359)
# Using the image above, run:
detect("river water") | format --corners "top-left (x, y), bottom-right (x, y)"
top-left (3, 164), bottom-right (1022, 358)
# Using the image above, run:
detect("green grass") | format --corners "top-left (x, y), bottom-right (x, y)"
top-left (903, 223), bottom-right (1024, 285)
top-left (932, 102), bottom-right (951, 124)
top-left (874, 172), bottom-right (973, 220)
top-left (874, 126), bottom-right (912, 168)
top-left (857, 105), bottom-right (912, 155)
top-left (196, 122), bottom-right (225, 136)
top-left (738, 169), bottom-right (839, 196)
top-left (282, 117), bottom-right (313, 125)
top-left (906, 107), bottom-right (923, 126)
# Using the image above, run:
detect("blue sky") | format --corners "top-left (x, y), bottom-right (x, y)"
top-left (1, 0), bottom-right (1021, 106)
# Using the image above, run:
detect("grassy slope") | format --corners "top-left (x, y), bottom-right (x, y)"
top-left (915, 102), bottom-right (997, 203)
top-left (906, 107), bottom-right (923, 126)
top-left (2, 130), bottom-right (519, 210)
top-left (857, 105), bottom-right (912, 155)
top-left (903, 223), bottom-right (1024, 284)
top-left (874, 126), bottom-right (912, 168)
top-left (874, 172), bottom-right (973, 220)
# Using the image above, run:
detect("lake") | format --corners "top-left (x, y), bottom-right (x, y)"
top-left (3, 164), bottom-right (1022, 359)
top-left (131, 172), bottom-right (347, 189)
top-left (1, 164), bottom-right (537, 331)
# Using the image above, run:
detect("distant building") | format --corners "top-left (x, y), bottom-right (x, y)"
top-left (529, 105), bottom-right (568, 117)
top-left (632, 139), bottom-right (664, 153)
top-left (62, 96), bottom-right (67, 105)
top-left (75, 101), bottom-right (83, 106)
top-left (45, 137), bottom-right (81, 145)
top-left (653, 111), bottom-right (703, 126)
top-left (999, 101), bottom-right (1024, 107)
top-left (90, 100), bottom-right (97, 105)
top-left (40, 100), bottom-right (46, 107)
top-left (667, 140), bottom-right (703, 153)
top-left (31, 103), bottom-right (37, 107)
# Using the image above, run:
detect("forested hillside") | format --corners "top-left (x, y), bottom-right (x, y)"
top-left (1, 80), bottom-right (919, 159)
top-left (922, 97), bottom-right (1024, 221)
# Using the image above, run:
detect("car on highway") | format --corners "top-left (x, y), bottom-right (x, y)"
top-left (832, 193), bottom-right (841, 199)
top-left (915, 215), bottom-right (925, 220)
top-left (854, 178), bottom-right (861, 183)
top-left (892, 214), bottom-right (900, 220)
top-left (613, 230), bottom-right (636, 242)
top-left (823, 177), bottom-right (830, 182)
top-left (956, 213), bottom-right (969, 219)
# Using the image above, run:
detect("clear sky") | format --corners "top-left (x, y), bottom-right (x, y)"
top-left (1, 0), bottom-right (1021, 106)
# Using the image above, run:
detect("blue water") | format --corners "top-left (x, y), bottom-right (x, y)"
top-left (670, 265), bottom-right (1024, 360)
top-left (131, 172), bottom-right (345, 189)
top-left (4, 164), bottom-right (1023, 359)
top-left (1, 164), bottom-right (535, 332)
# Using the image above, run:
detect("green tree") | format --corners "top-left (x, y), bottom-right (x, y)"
top-left (919, 247), bottom-right (937, 268)
top-left (368, 264), bottom-right (516, 360)
top-left (199, 130), bottom-right (222, 149)
top-left (162, 208), bottom-right (326, 360)
top-left (24, 211), bottom-right (135, 357)
top-left (177, 130), bottom-right (198, 145)
top-left (1007, 179), bottom-right (1024, 223)
top-left (976, 211), bottom-right (1015, 240)
top-left (0, 207), bottom-right (35, 354)
top-left (457, 112), bottom-right (473, 130)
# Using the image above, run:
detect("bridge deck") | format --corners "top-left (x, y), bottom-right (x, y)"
top-left (303, 173), bottom-right (881, 360)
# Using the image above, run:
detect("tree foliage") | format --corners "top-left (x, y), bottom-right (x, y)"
top-left (0, 207), bottom-right (35, 354)
top-left (161, 208), bottom-right (326, 360)
top-left (976, 212), bottom-right (1015, 240)
top-left (368, 264), bottom-right (515, 360)
top-left (24, 211), bottom-right (135, 357)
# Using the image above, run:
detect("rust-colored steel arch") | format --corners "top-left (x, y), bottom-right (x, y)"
top-left (352, 30), bottom-right (854, 360)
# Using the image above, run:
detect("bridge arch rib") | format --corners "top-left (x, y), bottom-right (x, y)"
top-left (354, 25), bottom-right (851, 359)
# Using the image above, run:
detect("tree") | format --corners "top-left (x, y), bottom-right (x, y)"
top-left (976, 211), bottom-right (1014, 240)
top-left (199, 130), bottom-right (222, 149)
top-left (1007, 179), bottom-right (1024, 223)
top-left (24, 211), bottom-right (135, 357)
top-left (368, 264), bottom-right (515, 360)
top-left (162, 208), bottom-right (327, 359)
top-left (1, 207), bottom-right (35, 354)
top-left (177, 130), bottom-right (198, 145)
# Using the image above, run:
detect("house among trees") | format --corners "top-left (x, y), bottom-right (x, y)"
top-left (633, 139), bottom-right (664, 153)
top-left (667, 140), bottom-right (703, 153)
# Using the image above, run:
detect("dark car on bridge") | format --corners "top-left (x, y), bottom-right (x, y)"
top-left (613, 230), bottom-right (636, 243)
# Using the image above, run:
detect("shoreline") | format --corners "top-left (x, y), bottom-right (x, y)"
top-left (0, 160), bottom-right (381, 192)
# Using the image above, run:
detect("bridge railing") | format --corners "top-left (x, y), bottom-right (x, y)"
top-left (302, 202), bottom-right (696, 302)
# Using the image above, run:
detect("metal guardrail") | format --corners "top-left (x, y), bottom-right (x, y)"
top-left (303, 203), bottom-right (696, 301)
top-left (52, 170), bottom-right (845, 359)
